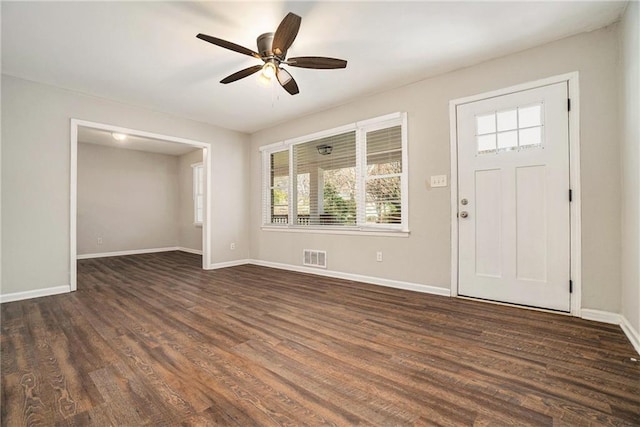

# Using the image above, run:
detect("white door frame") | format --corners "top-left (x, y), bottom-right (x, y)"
top-left (448, 72), bottom-right (582, 316)
top-left (70, 119), bottom-right (212, 291)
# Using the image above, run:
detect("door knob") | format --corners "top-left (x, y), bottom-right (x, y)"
top-left (460, 211), bottom-right (469, 218)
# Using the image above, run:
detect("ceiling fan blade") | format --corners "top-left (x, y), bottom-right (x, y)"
top-left (220, 65), bottom-right (263, 84)
top-left (272, 12), bottom-right (301, 57)
top-left (276, 68), bottom-right (299, 95)
top-left (287, 56), bottom-right (347, 69)
top-left (196, 33), bottom-right (261, 59)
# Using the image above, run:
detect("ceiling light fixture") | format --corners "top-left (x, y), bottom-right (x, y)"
top-left (261, 62), bottom-right (277, 80)
top-left (112, 132), bottom-right (128, 141)
top-left (317, 144), bottom-right (333, 155)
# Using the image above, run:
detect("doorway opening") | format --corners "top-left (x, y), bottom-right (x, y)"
top-left (70, 119), bottom-right (211, 291)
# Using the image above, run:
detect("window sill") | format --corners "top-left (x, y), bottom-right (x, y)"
top-left (194, 223), bottom-right (203, 228)
top-left (261, 225), bottom-right (410, 238)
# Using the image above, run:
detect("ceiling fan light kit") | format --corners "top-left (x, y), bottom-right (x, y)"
top-left (196, 12), bottom-right (347, 95)
top-left (261, 62), bottom-right (277, 79)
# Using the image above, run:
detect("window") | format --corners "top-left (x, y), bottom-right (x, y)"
top-left (476, 103), bottom-right (543, 154)
top-left (261, 113), bottom-right (408, 233)
top-left (365, 125), bottom-right (402, 224)
top-left (268, 151), bottom-right (289, 224)
top-left (192, 163), bottom-right (204, 224)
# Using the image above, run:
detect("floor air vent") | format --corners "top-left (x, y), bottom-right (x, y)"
top-left (303, 249), bottom-right (327, 268)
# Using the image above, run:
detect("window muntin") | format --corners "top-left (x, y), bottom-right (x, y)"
top-left (261, 113), bottom-right (407, 232)
top-left (192, 163), bottom-right (204, 224)
top-left (476, 103), bottom-right (543, 154)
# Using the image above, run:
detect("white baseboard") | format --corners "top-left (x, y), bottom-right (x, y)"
top-left (581, 309), bottom-right (640, 355)
top-left (248, 259), bottom-right (451, 297)
top-left (77, 247), bottom-right (180, 259)
top-left (200, 258), bottom-right (450, 298)
top-left (580, 309), bottom-right (621, 324)
top-left (0, 285), bottom-right (71, 303)
top-left (620, 315), bottom-right (640, 355)
top-left (205, 259), bottom-right (251, 270)
top-left (176, 247), bottom-right (203, 255)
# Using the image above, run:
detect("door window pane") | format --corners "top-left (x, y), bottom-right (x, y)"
top-left (519, 127), bottom-right (542, 147)
top-left (498, 131), bottom-right (518, 149)
top-left (476, 113), bottom-right (496, 135)
top-left (519, 104), bottom-right (542, 128)
top-left (497, 109), bottom-right (517, 131)
top-left (478, 134), bottom-right (496, 152)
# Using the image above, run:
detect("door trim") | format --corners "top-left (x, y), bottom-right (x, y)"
top-left (70, 119), bottom-right (213, 291)
top-left (448, 72), bottom-right (582, 316)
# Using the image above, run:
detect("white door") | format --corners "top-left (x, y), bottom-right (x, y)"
top-left (457, 82), bottom-right (571, 311)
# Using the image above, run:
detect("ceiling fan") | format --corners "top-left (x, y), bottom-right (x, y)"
top-left (196, 12), bottom-right (347, 95)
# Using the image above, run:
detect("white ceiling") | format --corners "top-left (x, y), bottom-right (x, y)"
top-left (78, 126), bottom-right (200, 156)
top-left (2, 1), bottom-right (627, 134)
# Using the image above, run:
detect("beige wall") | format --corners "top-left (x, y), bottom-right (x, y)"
top-left (620, 2), bottom-right (640, 334)
top-left (178, 149), bottom-right (203, 252)
top-left (1, 21), bottom-right (633, 320)
top-left (77, 143), bottom-right (180, 255)
top-left (1, 75), bottom-right (250, 295)
top-left (250, 25), bottom-right (622, 312)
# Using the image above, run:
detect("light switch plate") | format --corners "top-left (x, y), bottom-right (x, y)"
top-left (430, 175), bottom-right (447, 188)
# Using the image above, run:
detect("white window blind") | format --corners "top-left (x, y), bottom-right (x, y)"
top-left (261, 113), bottom-right (408, 233)
top-left (293, 131), bottom-right (357, 226)
top-left (192, 163), bottom-right (204, 224)
top-left (365, 125), bottom-right (402, 225)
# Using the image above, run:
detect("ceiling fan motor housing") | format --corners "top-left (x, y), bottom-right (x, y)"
top-left (257, 32), bottom-right (277, 58)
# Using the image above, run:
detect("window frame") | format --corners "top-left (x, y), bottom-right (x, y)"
top-left (191, 162), bottom-right (204, 226)
top-left (260, 112), bottom-right (408, 235)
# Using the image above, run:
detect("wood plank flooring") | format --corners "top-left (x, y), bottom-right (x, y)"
top-left (1, 251), bottom-right (639, 426)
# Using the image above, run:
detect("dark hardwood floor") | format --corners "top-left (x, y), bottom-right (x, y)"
top-left (1, 251), bottom-right (639, 426)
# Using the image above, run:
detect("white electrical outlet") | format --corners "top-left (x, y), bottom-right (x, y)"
top-left (376, 251), bottom-right (383, 262)
top-left (230, 242), bottom-right (236, 250)
top-left (97, 237), bottom-right (103, 245)
top-left (430, 175), bottom-right (448, 187)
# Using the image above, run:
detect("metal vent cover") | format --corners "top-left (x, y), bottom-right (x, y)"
top-left (303, 249), bottom-right (327, 268)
